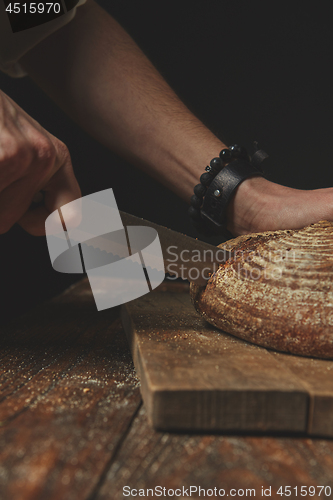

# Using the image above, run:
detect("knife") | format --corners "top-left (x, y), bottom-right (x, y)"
top-left (78, 211), bottom-right (230, 285)
top-left (121, 211), bottom-right (231, 284)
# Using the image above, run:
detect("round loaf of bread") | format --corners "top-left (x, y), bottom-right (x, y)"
top-left (190, 220), bottom-right (333, 358)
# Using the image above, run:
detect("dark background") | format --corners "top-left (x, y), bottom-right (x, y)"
top-left (1, 1), bottom-right (332, 323)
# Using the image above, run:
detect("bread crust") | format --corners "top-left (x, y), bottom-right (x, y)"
top-left (190, 221), bottom-right (333, 358)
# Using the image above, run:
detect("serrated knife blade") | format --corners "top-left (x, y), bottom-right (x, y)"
top-left (77, 211), bottom-right (230, 285)
top-left (120, 212), bottom-right (230, 284)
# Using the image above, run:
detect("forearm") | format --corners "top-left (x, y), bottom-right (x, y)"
top-left (20, 0), bottom-right (225, 202)
top-left (21, 1), bottom-right (333, 237)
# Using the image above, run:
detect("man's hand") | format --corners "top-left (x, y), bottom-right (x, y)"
top-left (227, 176), bottom-right (333, 235)
top-left (0, 90), bottom-right (81, 236)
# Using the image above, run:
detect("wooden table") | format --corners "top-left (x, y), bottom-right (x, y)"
top-left (1, 279), bottom-right (333, 500)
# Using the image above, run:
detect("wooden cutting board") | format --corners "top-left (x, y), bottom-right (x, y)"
top-left (121, 284), bottom-right (333, 435)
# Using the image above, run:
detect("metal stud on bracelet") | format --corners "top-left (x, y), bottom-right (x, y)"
top-left (189, 143), bottom-right (268, 237)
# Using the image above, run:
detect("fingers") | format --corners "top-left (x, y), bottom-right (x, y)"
top-left (17, 205), bottom-right (51, 236)
top-left (0, 90), bottom-right (81, 235)
top-left (0, 126), bottom-right (34, 190)
top-left (19, 153), bottom-right (82, 236)
top-left (0, 132), bottom-right (57, 234)
top-left (0, 177), bottom-right (39, 234)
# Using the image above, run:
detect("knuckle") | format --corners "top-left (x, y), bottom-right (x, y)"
top-left (0, 137), bottom-right (17, 163)
top-left (33, 135), bottom-right (56, 168)
top-left (16, 143), bottom-right (33, 167)
top-left (0, 136), bottom-right (32, 177)
top-left (57, 140), bottom-right (71, 162)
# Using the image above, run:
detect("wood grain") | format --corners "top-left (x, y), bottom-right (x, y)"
top-left (0, 279), bottom-right (141, 500)
top-left (95, 405), bottom-right (333, 500)
top-left (121, 290), bottom-right (311, 432)
top-left (2, 279), bottom-right (333, 499)
top-left (271, 352), bottom-right (333, 437)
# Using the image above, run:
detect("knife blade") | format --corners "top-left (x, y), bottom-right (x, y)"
top-left (119, 212), bottom-right (230, 284)
top-left (69, 211), bottom-right (230, 285)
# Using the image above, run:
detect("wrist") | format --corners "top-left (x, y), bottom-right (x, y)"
top-left (226, 176), bottom-right (273, 236)
top-left (189, 144), bottom-right (266, 237)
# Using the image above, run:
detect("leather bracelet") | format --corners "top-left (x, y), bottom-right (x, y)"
top-left (189, 143), bottom-right (268, 237)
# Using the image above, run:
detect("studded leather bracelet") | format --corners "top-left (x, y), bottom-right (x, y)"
top-left (189, 143), bottom-right (268, 237)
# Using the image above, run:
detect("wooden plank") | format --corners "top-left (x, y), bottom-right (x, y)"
top-left (3, 279), bottom-right (333, 499)
top-left (121, 290), bottom-right (309, 432)
top-left (271, 352), bottom-right (333, 437)
top-left (94, 405), bottom-right (333, 500)
top-left (0, 279), bottom-right (142, 500)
